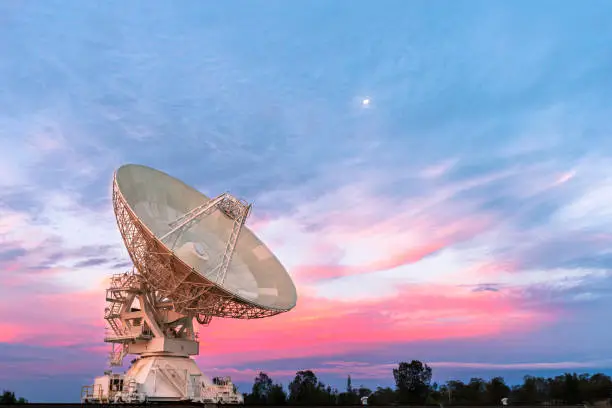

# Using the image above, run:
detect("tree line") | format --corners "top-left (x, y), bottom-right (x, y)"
top-left (0, 390), bottom-right (27, 405)
top-left (243, 360), bottom-right (612, 406)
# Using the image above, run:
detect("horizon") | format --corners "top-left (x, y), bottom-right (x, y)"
top-left (2, 0), bottom-right (612, 403)
top-left (233, 365), bottom-right (612, 395)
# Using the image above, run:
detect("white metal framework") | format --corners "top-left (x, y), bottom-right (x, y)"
top-left (83, 270), bottom-right (243, 404)
top-left (103, 270), bottom-right (199, 364)
top-left (112, 176), bottom-right (289, 320)
top-left (161, 193), bottom-right (252, 286)
top-left (82, 164), bottom-right (298, 405)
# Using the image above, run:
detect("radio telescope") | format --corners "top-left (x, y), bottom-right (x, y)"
top-left (82, 164), bottom-right (297, 404)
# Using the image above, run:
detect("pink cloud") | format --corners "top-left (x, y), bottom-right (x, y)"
top-left (553, 170), bottom-right (577, 186)
top-left (460, 260), bottom-right (519, 282)
top-left (0, 172), bottom-right (564, 380)
top-left (0, 256), bottom-right (557, 371)
top-left (0, 287), bottom-right (105, 347)
top-left (196, 284), bottom-right (555, 368)
top-left (294, 241), bottom-right (447, 282)
top-left (0, 268), bottom-right (562, 383)
top-left (0, 323), bottom-right (25, 342)
top-left (0, 358), bottom-right (101, 380)
top-left (287, 211), bottom-right (496, 284)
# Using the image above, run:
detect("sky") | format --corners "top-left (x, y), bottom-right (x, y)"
top-left (2, 0), bottom-right (612, 403)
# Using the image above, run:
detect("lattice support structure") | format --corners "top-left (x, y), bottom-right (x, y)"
top-left (109, 343), bottom-right (129, 366)
top-left (102, 269), bottom-right (200, 367)
top-left (160, 193), bottom-right (251, 287)
top-left (112, 179), bottom-right (282, 320)
top-left (215, 196), bottom-right (251, 285)
top-left (104, 271), bottom-right (141, 341)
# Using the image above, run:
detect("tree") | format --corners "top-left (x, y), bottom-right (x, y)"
top-left (0, 390), bottom-right (27, 404)
top-left (325, 385), bottom-right (339, 405)
top-left (582, 373), bottom-right (612, 402)
top-left (393, 360), bottom-right (432, 404)
top-left (243, 367), bottom-right (612, 406)
top-left (268, 384), bottom-right (288, 405)
top-left (244, 372), bottom-right (286, 405)
top-left (357, 386), bottom-right (372, 399)
top-left (253, 372), bottom-right (273, 404)
top-left (446, 380), bottom-right (468, 405)
top-left (561, 373), bottom-right (582, 404)
top-left (288, 370), bottom-right (329, 405)
top-left (465, 378), bottom-right (486, 405)
top-left (509, 375), bottom-right (550, 405)
top-left (427, 382), bottom-right (442, 405)
top-left (337, 391), bottom-right (359, 406)
top-left (485, 377), bottom-right (510, 405)
top-left (337, 375), bottom-right (360, 406)
top-left (368, 387), bottom-right (397, 406)
top-left (0, 391), bottom-right (16, 405)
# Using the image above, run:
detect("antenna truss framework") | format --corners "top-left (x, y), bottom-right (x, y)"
top-left (112, 180), bottom-right (281, 321)
top-left (160, 193), bottom-right (251, 286)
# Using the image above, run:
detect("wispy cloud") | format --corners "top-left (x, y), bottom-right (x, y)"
top-left (195, 285), bottom-right (551, 370)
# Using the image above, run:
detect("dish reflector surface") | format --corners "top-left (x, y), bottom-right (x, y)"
top-left (114, 164), bottom-right (296, 312)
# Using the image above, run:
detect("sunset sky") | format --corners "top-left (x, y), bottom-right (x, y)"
top-left (2, 0), bottom-right (612, 403)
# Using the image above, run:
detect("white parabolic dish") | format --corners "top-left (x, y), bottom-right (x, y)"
top-left (114, 164), bottom-right (297, 314)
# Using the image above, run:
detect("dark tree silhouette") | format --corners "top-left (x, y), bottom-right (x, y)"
top-left (511, 375), bottom-right (549, 404)
top-left (337, 376), bottom-right (371, 406)
top-left (466, 378), bottom-right (486, 405)
top-left (267, 384), bottom-right (288, 405)
top-left (357, 386), bottom-right (372, 399)
top-left (368, 387), bottom-right (396, 406)
top-left (242, 365), bottom-right (612, 406)
top-left (244, 372), bottom-right (287, 405)
top-left (288, 370), bottom-right (332, 405)
top-left (337, 390), bottom-right (359, 406)
top-left (583, 373), bottom-right (612, 402)
top-left (0, 390), bottom-right (27, 404)
top-left (393, 360), bottom-right (433, 404)
top-left (485, 376), bottom-right (511, 405)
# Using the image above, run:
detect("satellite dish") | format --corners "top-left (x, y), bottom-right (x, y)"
top-left (113, 163), bottom-right (297, 320)
top-left (81, 164), bottom-right (297, 405)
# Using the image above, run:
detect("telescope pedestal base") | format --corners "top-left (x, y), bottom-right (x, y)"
top-left (123, 355), bottom-right (243, 404)
top-left (83, 355), bottom-right (243, 404)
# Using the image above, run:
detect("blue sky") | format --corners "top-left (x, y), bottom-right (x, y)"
top-left (2, 0), bottom-right (612, 402)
